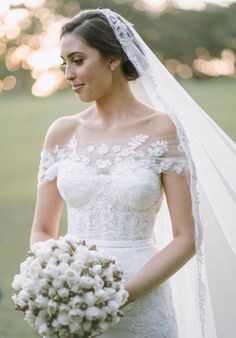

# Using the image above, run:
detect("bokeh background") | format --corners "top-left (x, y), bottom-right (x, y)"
top-left (0, 0), bottom-right (236, 337)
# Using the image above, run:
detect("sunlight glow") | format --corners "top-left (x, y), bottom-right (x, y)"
top-left (27, 48), bottom-right (61, 71)
top-left (31, 71), bottom-right (65, 97)
top-left (1, 0), bottom-right (235, 96)
top-left (2, 75), bottom-right (16, 90)
top-left (145, 0), bottom-right (236, 11)
top-left (193, 49), bottom-right (236, 76)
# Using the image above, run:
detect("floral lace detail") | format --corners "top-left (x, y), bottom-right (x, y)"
top-left (37, 133), bottom-right (188, 186)
top-left (123, 282), bottom-right (178, 338)
top-left (36, 131), bottom-right (189, 337)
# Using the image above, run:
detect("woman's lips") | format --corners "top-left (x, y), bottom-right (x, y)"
top-left (72, 84), bottom-right (85, 92)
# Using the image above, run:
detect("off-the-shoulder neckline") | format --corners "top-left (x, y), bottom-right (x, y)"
top-left (41, 132), bottom-right (177, 153)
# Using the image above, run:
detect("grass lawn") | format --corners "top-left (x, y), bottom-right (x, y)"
top-left (0, 77), bottom-right (235, 337)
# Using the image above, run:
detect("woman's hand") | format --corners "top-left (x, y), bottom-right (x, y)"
top-left (119, 283), bottom-right (136, 310)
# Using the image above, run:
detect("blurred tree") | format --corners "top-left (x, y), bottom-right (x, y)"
top-left (0, 1), bottom-right (235, 95)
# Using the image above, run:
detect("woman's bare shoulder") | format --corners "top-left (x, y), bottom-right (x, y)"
top-left (42, 114), bottom-right (80, 150)
top-left (148, 111), bottom-right (177, 137)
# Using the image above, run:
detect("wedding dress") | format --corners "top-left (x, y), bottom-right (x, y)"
top-left (37, 127), bottom-right (190, 338)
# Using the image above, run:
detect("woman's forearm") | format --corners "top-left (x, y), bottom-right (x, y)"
top-left (30, 230), bottom-right (56, 248)
top-left (125, 235), bottom-right (196, 303)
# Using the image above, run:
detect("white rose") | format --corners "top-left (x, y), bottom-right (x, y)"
top-left (94, 275), bottom-right (104, 289)
top-left (98, 321), bottom-right (110, 331)
top-left (69, 295), bottom-right (82, 308)
top-left (12, 274), bottom-right (24, 291)
top-left (70, 283), bottom-right (80, 293)
top-left (63, 233), bottom-right (78, 243)
top-left (84, 291), bottom-right (96, 306)
top-left (35, 295), bottom-right (49, 308)
top-left (52, 278), bottom-right (64, 289)
top-left (57, 287), bottom-right (69, 298)
top-left (69, 321), bottom-right (82, 334)
top-left (69, 308), bottom-right (83, 319)
top-left (73, 253), bottom-right (86, 263)
top-left (75, 245), bottom-right (89, 256)
top-left (52, 318), bottom-right (61, 330)
top-left (58, 253), bottom-right (71, 262)
top-left (38, 247), bottom-right (52, 260)
top-left (47, 299), bottom-right (58, 315)
top-left (56, 241), bottom-right (70, 253)
top-left (85, 306), bottom-right (100, 320)
top-left (104, 287), bottom-right (116, 298)
top-left (15, 296), bottom-right (27, 308)
top-left (28, 300), bottom-right (36, 310)
top-left (79, 276), bottom-right (94, 289)
top-left (107, 299), bottom-right (120, 312)
top-left (114, 289), bottom-right (129, 305)
top-left (24, 309), bottom-right (36, 327)
top-left (70, 261), bottom-right (83, 272)
top-left (57, 262), bottom-right (70, 273)
top-left (94, 289), bottom-right (109, 302)
top-left (57, 312), bottom-right (70, 325)
top-left (102, 305), bottom-right (112, 315)
top-left (58, 328), bottom-right (70, 338)
top-left (59, 303), bottom-right (70, 313)
top-left (35, 310), bottom-right (47, 328)
top-left (44, 265), bottom-right (60, 279)
top-left (102, 267), bottom-right (114, 280)
top-left (24, 280), bottom-right (38, 294)
top-left (39, 277), bottom-right (49, 289)
top-left (111, 315), bottom-right (120, 325)
top-left (92, 264), bottom-right (102, 274)
top-left (38, 323), bottom-right (50, 336)
top-left (18, 290), bottom-right (30, 302)
top-left (28, 261), bottom-right (42, 278)
top-left (48, 287), bottom-right (56, 298)
top-left (82, 321), bottom-right (92, 332)
top-left (20, 257), bottom-right (34, 274)
top-left (47, 256), bottom-right (58, 266)
top-left (64, 269), bottom-right (79, 285)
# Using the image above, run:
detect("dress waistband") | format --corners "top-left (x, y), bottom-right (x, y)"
top-left (80, 238), bottom-right (156, 248)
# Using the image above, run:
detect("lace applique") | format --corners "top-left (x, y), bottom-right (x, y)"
top-left (37, 133), bottom-right (189, 187)
top-left (123, 282), bottom-right (178, 338)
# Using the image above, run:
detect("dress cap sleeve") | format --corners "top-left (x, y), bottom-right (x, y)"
top-left (37, 148), bottom-right (60, 188)
top-left (150, 134), bottom-right (189, 175)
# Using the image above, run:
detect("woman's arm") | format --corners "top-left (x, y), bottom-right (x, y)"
top-left (30, 180), bottom-right (64, 247)
top-left (30, 116), bottom-right (75, 248)
top-left (124, 172), bottom-right (196, 304)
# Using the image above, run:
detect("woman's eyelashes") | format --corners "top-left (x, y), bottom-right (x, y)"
top-left (60, 59), bottom-right (84, 67)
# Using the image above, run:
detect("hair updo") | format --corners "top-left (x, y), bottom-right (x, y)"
top-left (60, 9), bottom-right (140, 81)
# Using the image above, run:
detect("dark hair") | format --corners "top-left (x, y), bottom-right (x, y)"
top-left (60, 9), bottom-right (139, 81)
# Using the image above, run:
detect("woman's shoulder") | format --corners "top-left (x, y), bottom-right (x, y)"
top-left (147, 110), bottom-right (177, 138)
top-left (42, 112), bottom-right (84, 150)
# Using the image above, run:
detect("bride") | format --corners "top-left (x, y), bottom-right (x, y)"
top-left (30, 8), bottom-right (236, 338)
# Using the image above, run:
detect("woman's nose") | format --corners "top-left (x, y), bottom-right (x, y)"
top-left (65, 66), bottom-right (76, 81)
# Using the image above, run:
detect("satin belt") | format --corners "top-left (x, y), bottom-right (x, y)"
top-left (79, 238), bottom-right (156, 248)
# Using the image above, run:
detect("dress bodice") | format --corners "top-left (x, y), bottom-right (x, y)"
top-left (37, 133), bottom-right (189, 241)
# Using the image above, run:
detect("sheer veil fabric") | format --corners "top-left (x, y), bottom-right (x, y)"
top-left (95, 8), bottom-right (236, 338)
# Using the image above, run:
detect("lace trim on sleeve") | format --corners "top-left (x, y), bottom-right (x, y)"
top-left (37, 149), bottom-right (60, 188)
top-left (148, 135), bottom-right (189, 175)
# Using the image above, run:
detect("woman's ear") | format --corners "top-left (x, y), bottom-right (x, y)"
top-left (109, 57), bottom-right (122, 71)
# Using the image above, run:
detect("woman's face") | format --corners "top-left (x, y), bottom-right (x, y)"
top-left (60, 33), bottom-right (115, 102)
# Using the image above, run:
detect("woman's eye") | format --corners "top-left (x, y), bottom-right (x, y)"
top-left (74, 59), bottom-right (83, 65)
top-left (60, 59), bottom-right (83, 68)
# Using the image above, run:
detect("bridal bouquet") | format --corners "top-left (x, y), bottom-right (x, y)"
top-left (12, 234), bottom-right (129, 338)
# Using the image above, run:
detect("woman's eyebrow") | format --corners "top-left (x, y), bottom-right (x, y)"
top-left (60, 52), bottom-right (86, 59)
